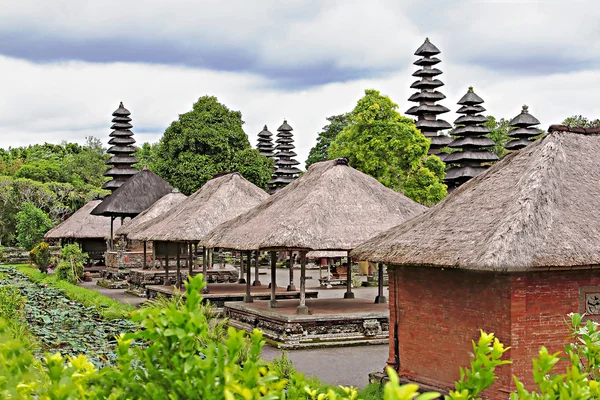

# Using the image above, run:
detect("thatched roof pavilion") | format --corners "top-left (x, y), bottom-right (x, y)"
top-left (351, 126), bottom-right (600, 396)
top-left (46, 200), bottom-right (112, 240)
top-left (114, 191), bottom-right (187, 238)
top-left (92, 169), bottom-right (173, 218)
top-left (203, 158), bottom-right (425, 251)
top-left (127, 172), bottom-right (268, 242)
top-left (45, 200), bottom-right (119, 261)
top-left (202, 158), bottom-right (427, 312)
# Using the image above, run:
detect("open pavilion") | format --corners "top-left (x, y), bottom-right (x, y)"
top-left (201, 158), bottom-right (426, 347)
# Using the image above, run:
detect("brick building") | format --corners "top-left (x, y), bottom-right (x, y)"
top-left (353, 126), bottom-right (600, 398)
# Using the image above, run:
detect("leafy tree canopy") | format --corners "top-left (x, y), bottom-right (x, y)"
top-left (305, 113), bottom-right (349, 169)
top-left (153, 96), bottom-right (273, 195)
top-left (328, 89), bottom-right (447, 206)
top-left (562, 115), bottom-right (600, 128)
top-left (484, 116), bottom-right (511, 158)
top-left (15, 202), bottom-right (55, 250)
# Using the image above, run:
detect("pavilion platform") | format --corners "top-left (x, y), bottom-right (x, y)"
top-left (145, 283), bottom-right (318, 310)
top-left (129, 268), bottom-right (239, 287)
top-left (225, 298), bottom-right (389, 349)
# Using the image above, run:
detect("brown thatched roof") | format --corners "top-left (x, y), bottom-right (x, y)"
top-left (113, 192), bottom-right (187, 238)
top-left (45, 200), bottom-right (119, 240)
top-left (201, 159), bottom-right (427, 251)
top-left (352, 127), bottom-right (600, 272)
top-left (127, 172), bottom-right (269, 242)
top-left (92, 169), bottom-right (173, 217)
top-left (306, 250), bottom-right (348, 259)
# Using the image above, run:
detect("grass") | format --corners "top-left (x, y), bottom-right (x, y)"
top-left (15, 264), bottom-right (135, 320)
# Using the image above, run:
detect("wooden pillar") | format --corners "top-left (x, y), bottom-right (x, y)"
top-left (202, 247), bottom-right (209, 294)
top-left (269, 251), bottom-right (278, 308)
top-left (374, 263), bottom-right (387, 304)
top-left (188, 242), bottom-right (193, 276)
top-left (164, 244), bottom-right (170, 286)
top-left (344, 251), bottom-right (355, 299)
top-left (296, 251), bottom-right (308, 314)
top-left (176, 242), bottom-right (182, 289)
top-left (252, 250), bottom-right (261, 286)
top-left (238, 251), bottom-right (246, 284)
top-left (287, 251), bottom-right (296, 291)
top-left (142, 241), bottom-right (147, 269)
top-left (110, 216), bottom-right (115, 249)
top-left (244, 251), bottom-right (253, 303)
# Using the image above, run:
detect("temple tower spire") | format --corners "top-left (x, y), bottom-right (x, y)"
top-left (268, 120), bottom-right (301, 193)
top-left (256, 125), bottom-right (275, 158)
top-left (506, 105), bottom-right (541, 151)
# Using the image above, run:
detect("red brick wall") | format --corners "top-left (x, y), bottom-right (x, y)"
top-left (388, 267), bottom-right (600, 399)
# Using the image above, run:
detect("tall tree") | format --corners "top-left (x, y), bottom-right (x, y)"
top-left (305, 113), bottom-right (349, 169)
top-left (483, 116), bottom-right (511, 158)
top-left (153, 96), bottom-right (273, 194)
top-left (15, 202), bottom-right (55, 250)
top-left (562, 115), bottom-right (600, 128)
top-left (329, 89), bottom-right (447, 206)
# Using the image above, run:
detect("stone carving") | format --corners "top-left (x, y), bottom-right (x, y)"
top-left (363, 319), bottom-right (382, 337)
top-left (586, 292), bottom-right (600, 315)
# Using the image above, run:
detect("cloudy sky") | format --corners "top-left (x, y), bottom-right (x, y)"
top-left (1, 1), bottom-right (598, 166)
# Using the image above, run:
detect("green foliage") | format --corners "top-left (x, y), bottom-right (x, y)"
top-left (16, 202), bottom-right (54, 251)
top-left (154, 96), bottom-right (274, 194)
top-left (17, 265), bottom-right (134, 320)
top-left (562, 115), bottom-right (600, 128)
top-left (133, 141), bottom-right (159, 170)
top-left (55, 261), bottom-right (78, 283)
top-left (55, 244), bottom-right (87, 282)
top-left (29, 242), bottom-right (51, 272)
top-left (484, 116), bottom-right (511, 158)
top-left (270, 350), bottom-right (297, 381)
top-left (306, 113), bottom-right (350, 169)
top-left (329, 89), bottom-right (447, 205)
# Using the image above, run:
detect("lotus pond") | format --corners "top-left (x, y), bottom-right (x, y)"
top-left (0, 266), bottom-right (136, 367)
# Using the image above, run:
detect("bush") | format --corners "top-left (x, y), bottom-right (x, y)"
top-left (55, 244), bottom-right (87, 282)
top-left (29, 242), bottom-right (51, 272)
top-left (15, 202), bottom-right (55, 251)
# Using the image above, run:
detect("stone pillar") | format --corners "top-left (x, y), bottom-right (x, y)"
top-left (344, 251), bottom-right (355, 299)
top-left (375, 263), bottom-right (387, 304)
top-left (296, 251), bottom-right (308, 314)
top-left (253, 250), bottom-right (261, 286)
top-left (269, 251), bottom-right (278, 308)
top-left (188, 242), bottom-right (193, 276)
top-left (244, 251), bottom-right (253, 303)
top-left (287, 251), bottom-right (296, 291)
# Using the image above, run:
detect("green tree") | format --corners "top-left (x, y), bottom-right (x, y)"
top-left (305, 113), bottom-right (349, 169)
top-left (134, 142), bottom-right (159, 170)
top-left (329, 89), bottom-right (447, 205)
top-left (15, 202), bottom-right (54, 250)
top-left (562, 115), bottom-right (600, 128)
top-left (484, 116), bottom-right (511, 158)
top-left (154, 96), bottom-right (273, 194)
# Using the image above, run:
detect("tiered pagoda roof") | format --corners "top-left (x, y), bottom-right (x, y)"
top-left (406, 38), bottom-right (452, 158)
top-left (256, 125), bottom-right (275, 158)
top-left (268, 120), bottom-right (301, 193)
top-left (506, 105), bottom-right (541, 151)
top-left (444, 87), bottom-right (499, 190)
top-left (103, 102), bottom-right (139, 192)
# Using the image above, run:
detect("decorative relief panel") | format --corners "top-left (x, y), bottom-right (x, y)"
top-left (580, 287), bottom-right (600, 319)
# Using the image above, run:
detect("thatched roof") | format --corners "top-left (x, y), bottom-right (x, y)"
top-left (92, 169), bottom-right (173, 217)
top-left (45, 200), bottom-right (118, 240)
top-left (306, 251), bottom-right (348, 259)
top-left (201, 159), bottom-right (427, 251)
top-left (352, 127), bottom-right (600, 272)
top-left (113, 192), bottom-right (187, 238)
top-left (127, 172), bottom-right (269, 242)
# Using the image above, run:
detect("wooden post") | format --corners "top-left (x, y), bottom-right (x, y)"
top-left (164, 244), bottom-right (170, 286)
top-left (244, 251), bottom-right (253, 303)
top-left (375, 262), bottom-right (387, 304)
top-left (202, 247), bottom-right (210, 294)
top-left (110, 216), bottom-right (115, 249)
top-left (252, 250), bottom-right (261, 286)
top-left (142, 241), bottom-right (147, 269)
top-left (269, 251), bottom-right (278, 308)
top-left (238, 251), bottom-right (246, 284)
top-left (344, 251), bottom-right (355, 299)
top-left (326, 259), bottom-right (332, 287)
top-left (287, 251), bottom-right (296, 291)
top-left (188, 242), bottom-right (193, 276)
top-left (296, 251), bottom-right (308, 314)
top-left (176, 242), bottom-right (181, 289)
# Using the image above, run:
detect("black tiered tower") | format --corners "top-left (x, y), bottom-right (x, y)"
top-left (505, 105), bottom-right (541, 151)
top-left (268, 120), bottom-right (301, 193)
top-left (256, 125), bottom-right (275, 158)
top-left (444, 87), bottom-right (499, 191)
top-left (406, 38), bottom-right (452, 158)
top-left (102, 102), bottom-right (139, 192)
